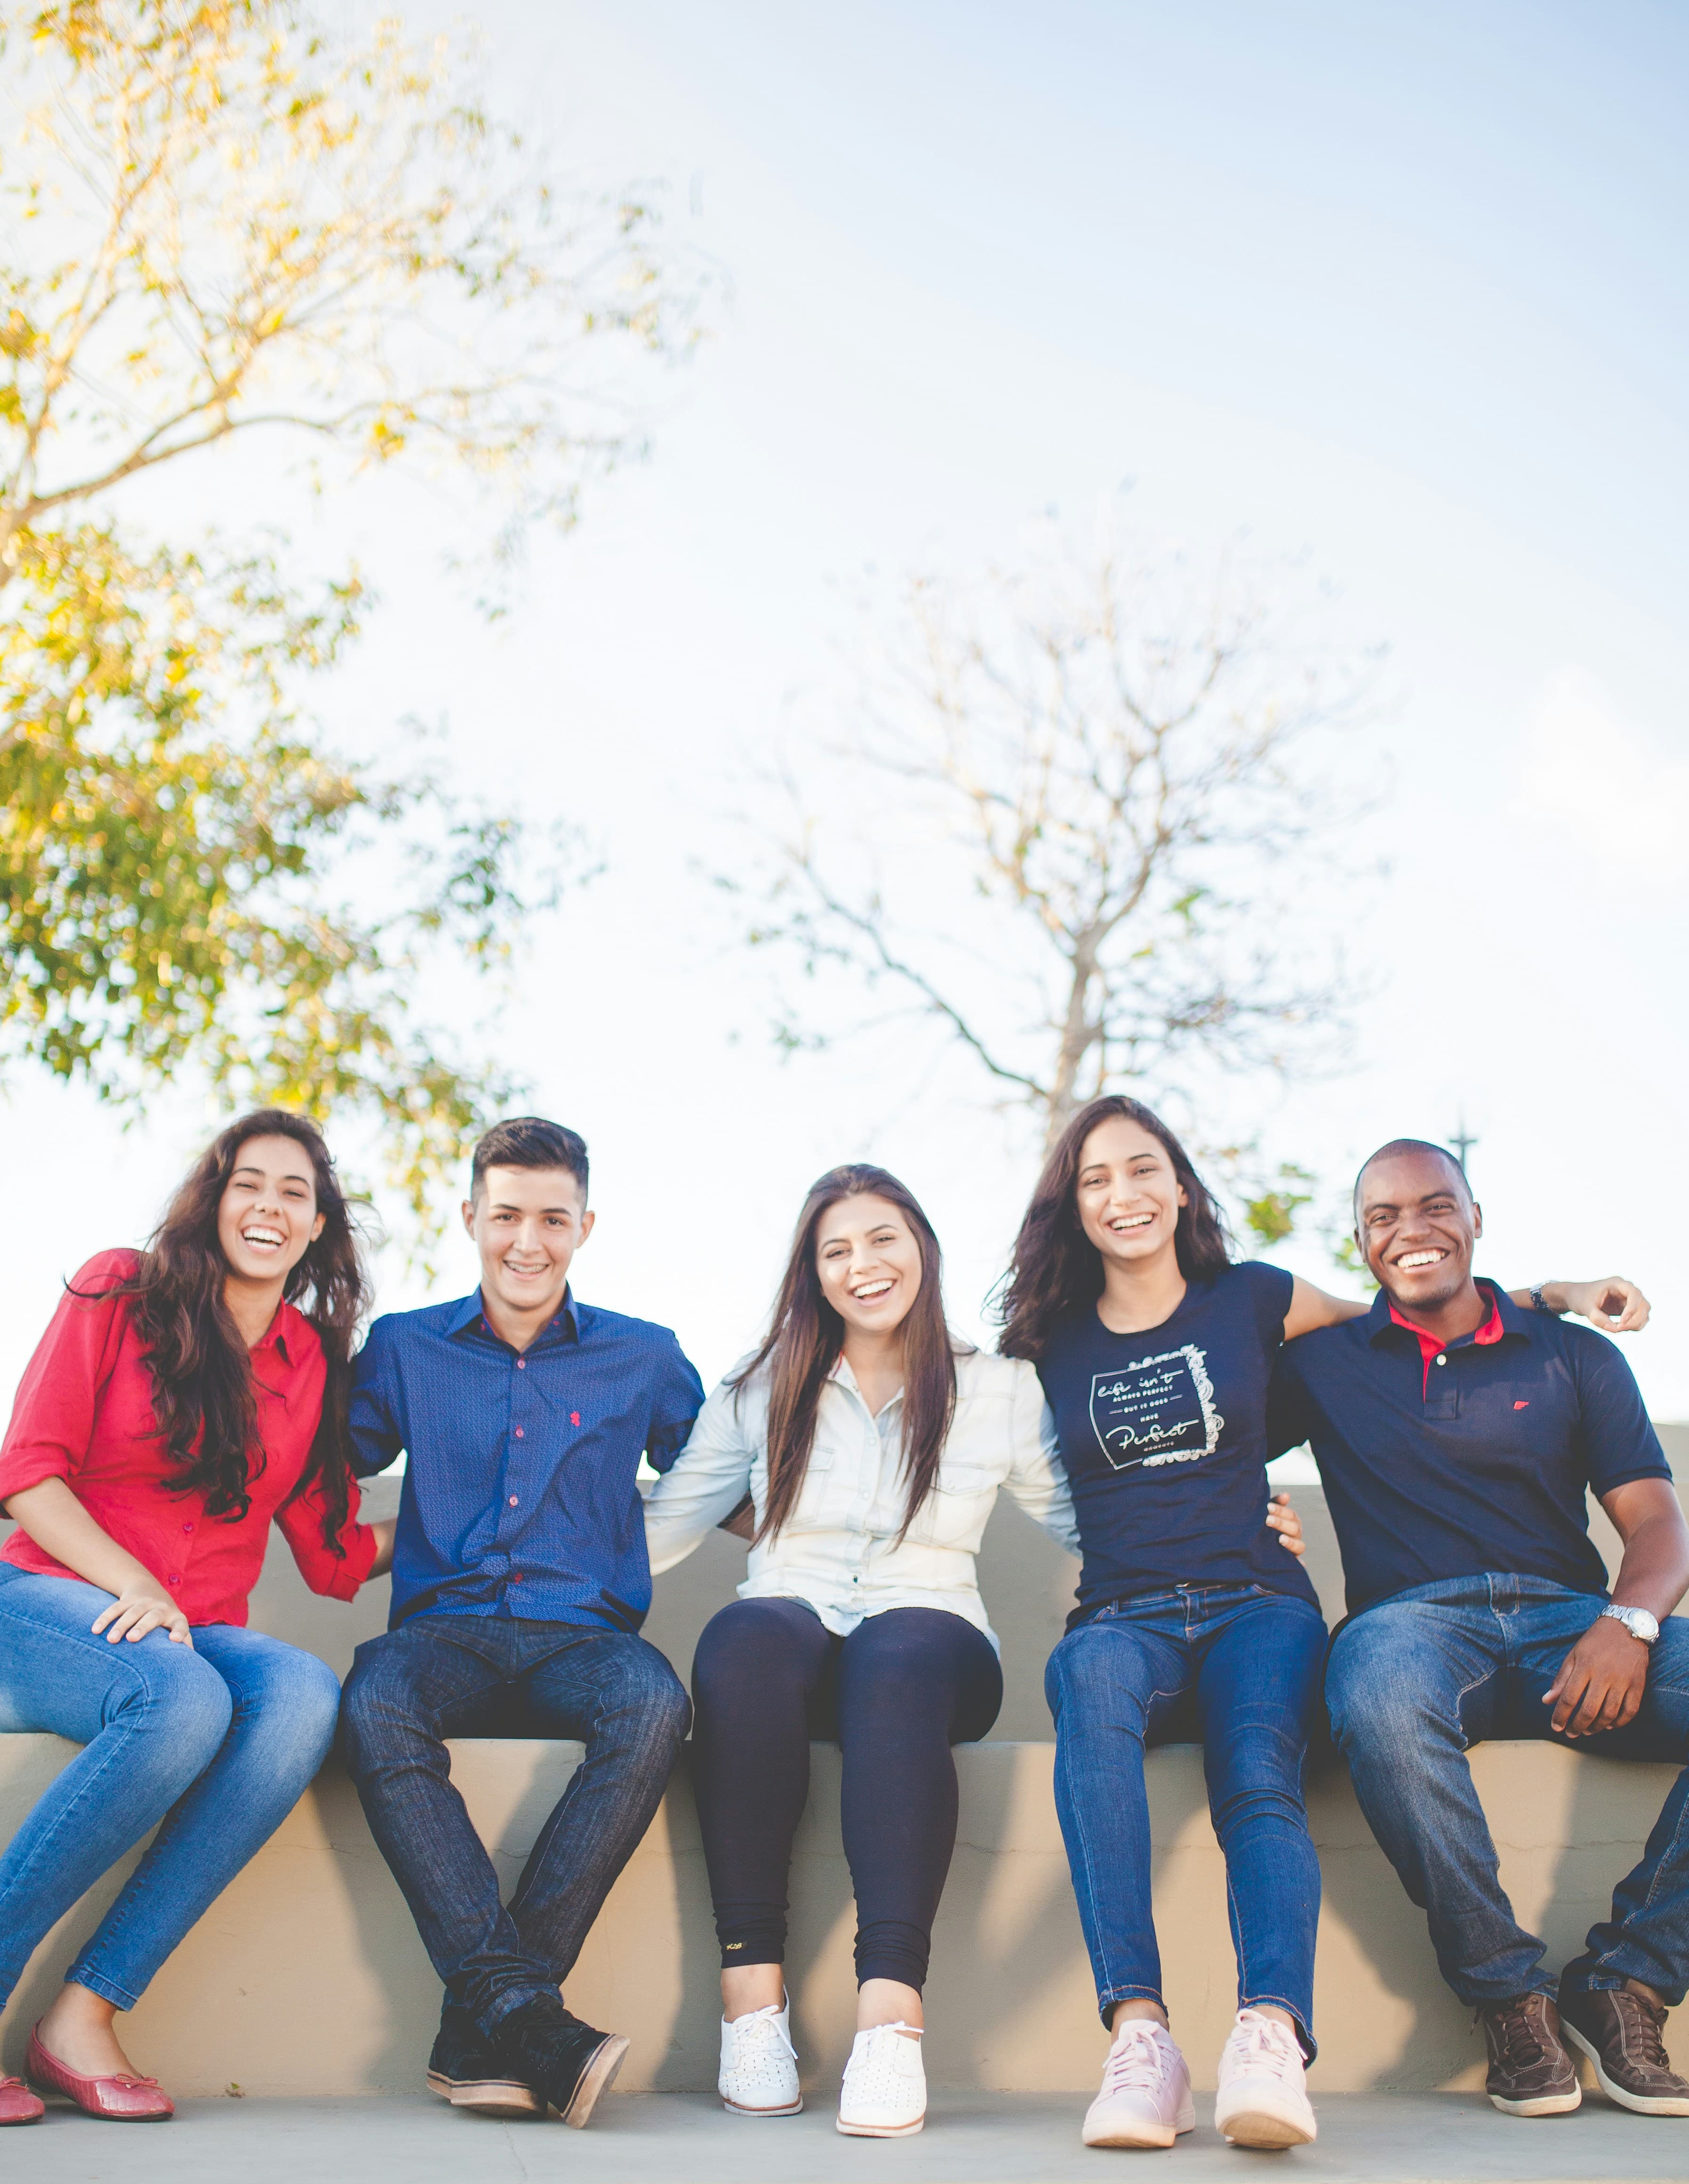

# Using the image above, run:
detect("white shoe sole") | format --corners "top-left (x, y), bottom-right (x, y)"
top-left (722, 2093), bottom-right (804, 2116)
top-left (1562, 2022), bottom-right (1689, 2115)
top-left (425, 2069), bottom-right (544, 2118)
top-left (1487, 2087), bottom-right (1581, 2116)
top-left (836, 2114), bottom-right (925, 2136)
top-left (558, 2033), bottom-right (629, 2128)
top-left (1218, 2104), bottom-right (1317, 2148)
top-left (1082, 2102), bottom-right (1195, 2148)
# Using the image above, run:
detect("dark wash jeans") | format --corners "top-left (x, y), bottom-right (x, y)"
top-left (1045, 1583), bottom-right (1327, 2054)
top-left (339, 1613), bottom-right (690, 2033)
top-left (1326, 1573), bottom-right (1689, 2007)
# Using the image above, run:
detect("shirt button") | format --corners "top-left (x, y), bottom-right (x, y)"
top-left (168, 1574), bottom-right (181, 1585)
top-left (514, 1427), bottom-right (525, 1438)
top-left (516, 1359), bottom-right (526, 1369)
top-left (182, 1522), bottom-right (193, 1534)
top-left (508, 1495), bottom-right (520, 1507)
top-left (1435, 1354), bottom-right (1447, 1366)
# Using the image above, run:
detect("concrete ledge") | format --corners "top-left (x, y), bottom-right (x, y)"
top-left (1, 1734), bottom-right (1679, 2096)
top-left (4, 2093), bottom-right (1685, 2184)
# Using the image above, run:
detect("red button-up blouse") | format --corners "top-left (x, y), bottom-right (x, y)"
top-left (0, 1250), bottom-right (376, 1626)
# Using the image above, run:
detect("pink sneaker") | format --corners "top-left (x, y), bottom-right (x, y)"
top-left (1214, 2010), bottom-right (1317, 2147)
top-left (1082, 2021), bottom-right (1195, 2148)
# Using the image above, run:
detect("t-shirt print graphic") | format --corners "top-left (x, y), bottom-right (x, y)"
top-left (1089, 1345), bottom-right (1225, 1471)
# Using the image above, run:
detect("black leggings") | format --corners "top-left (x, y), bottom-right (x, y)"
top-left (690, 1599), bottom-right (1002, 1992)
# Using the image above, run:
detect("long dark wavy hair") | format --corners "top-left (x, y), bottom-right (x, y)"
top-left (728, 1164), bottom-right (964, 1546)
top-left (80, 1110), bottom-right (371, 1549)
top-left (998, 1095), bottom-right (1233, 1362)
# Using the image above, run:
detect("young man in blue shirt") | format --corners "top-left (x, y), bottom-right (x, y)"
top-left (1271, 1139), bottom-right (1689, 2121)
top-left (339, 1118), bottom-right (704, 2128)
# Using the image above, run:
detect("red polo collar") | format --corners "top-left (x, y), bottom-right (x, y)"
top-left (1389, 1284), bottom-right (1503, 1396)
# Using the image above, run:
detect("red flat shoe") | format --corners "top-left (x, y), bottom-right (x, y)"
top-left (26, 2027), bottom-right (174, 2120)
top-left (0, 2075), bottom-right (46, 2124)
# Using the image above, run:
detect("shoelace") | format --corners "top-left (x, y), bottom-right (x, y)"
top-left (726, 2003), bottom-right (796, 2061)
top-left (1101, 2024), bottom-right (1172, 2095)
top-left (1613, 1992), bottom-right (1672, 2070)
top-left (1486, 1997), bottom-right (1553, 2072)
top-left (1227, 2012), bottom-right (1301, 2082)
top-left (846, 2023), bottom-right (923, 2092)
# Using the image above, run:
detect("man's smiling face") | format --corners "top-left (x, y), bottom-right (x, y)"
top-left (1354, 1145), bottom-right (1484, 1313)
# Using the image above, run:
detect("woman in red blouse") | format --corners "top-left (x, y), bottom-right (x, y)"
top-left (0, 1111), bottom-right (393, 2125)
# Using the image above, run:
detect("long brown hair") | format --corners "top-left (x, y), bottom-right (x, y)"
top-left (79, 1109), bottom-right (371, 1549)
top-left (998, 1096), bottom-right (1233, 1362)
top-left (729, 1164), bottom-right (963, 1545)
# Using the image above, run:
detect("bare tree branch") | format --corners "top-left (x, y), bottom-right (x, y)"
top-left (723, 520), bottom-right (1384, 1151)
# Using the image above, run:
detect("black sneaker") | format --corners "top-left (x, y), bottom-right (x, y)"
top-left (1480, 1993), bottom-right (1581, 2117)
top-left (426, 2001), bottom-right (543, 2118)
top-left (491, 1992), bottom-right (630, 2128)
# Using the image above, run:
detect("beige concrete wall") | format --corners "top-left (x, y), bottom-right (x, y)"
top-left (1, 1431), bottom-right (1682, 2100)
top-left (0, 1733), bottom-right (1679, 2097)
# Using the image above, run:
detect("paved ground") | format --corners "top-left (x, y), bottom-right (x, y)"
top-left (4, 2091), bottom-right (1686, 2184)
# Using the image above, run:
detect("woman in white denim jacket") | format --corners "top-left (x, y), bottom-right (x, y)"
top-left (643, 1160), bottom-right (1301, 2139)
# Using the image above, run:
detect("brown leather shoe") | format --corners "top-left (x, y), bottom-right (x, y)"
top-left (0, 2075), bottom-right (45, 2125)
top-left (1559, 1980), bottom-right (1689, 2116)
top-left (25, 2027), bottom-right (174, 2120)
top-left (1479, 1992), bottom-right (1581, 2116)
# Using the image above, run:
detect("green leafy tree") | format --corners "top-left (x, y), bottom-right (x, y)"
top-left (0, 0), bottom-right (704, 1208)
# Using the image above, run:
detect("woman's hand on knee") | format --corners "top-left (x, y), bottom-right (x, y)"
top-left (91, 1583), bottom-right (194, 1648)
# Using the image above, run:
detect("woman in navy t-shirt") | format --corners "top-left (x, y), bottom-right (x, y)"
top-left (1000, 1095), bottom-right (1366, 2152)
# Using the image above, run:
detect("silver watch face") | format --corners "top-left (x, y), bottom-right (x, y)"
top-left (1608, 1605), bottom-right (1659, 1643)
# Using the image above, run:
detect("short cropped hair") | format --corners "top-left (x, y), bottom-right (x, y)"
top-left (1352, 1138), bottom-right (1470, 1220)
top-left (470, 1116), bottom-right (589, 1201)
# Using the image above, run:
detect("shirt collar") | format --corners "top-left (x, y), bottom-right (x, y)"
top-left (252, 1300), bottom-right (297, 1365)
top-left (1369, 1276), bottom-right (1527, 1353)
top-left (445, 1288), bottom-right (580, 1346)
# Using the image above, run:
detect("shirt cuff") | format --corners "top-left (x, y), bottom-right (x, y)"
top-left (0, 1446), bottom-right (73, 1507)
top-left (320, 1520), bottom-right (379, 1601)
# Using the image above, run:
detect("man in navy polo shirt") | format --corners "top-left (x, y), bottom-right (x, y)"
top-left (339, 1117), bottom-right (704, 2128)
top-left (1270, 1139), bottom-right (1689, 2121)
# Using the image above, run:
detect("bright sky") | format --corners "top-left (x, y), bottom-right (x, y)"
top-left (5, 0), bottom-right (1687, 1418)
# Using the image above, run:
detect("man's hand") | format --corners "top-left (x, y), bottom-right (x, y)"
top-left (1267, 1491), bottom-right (1307, 1558)
top-left (91, 1582), bottom-right (193, 1648)
top-left (1543, 1615), bottom-right (1649, 1737)
top-left (1550, 1278), bottom-right (1650, 1333)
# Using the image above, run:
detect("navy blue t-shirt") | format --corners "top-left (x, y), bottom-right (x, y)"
top-left (1038, 1259), bottom-right (1318, 1624)
top-left (1268, 1281), bottom-right (1672, 1618)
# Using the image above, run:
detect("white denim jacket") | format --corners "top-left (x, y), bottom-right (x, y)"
top-left (642, 1347), bottom-right (1079, 1651)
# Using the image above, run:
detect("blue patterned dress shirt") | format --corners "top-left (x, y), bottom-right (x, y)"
top-left (349, 1289), bottom-right (705, 1632)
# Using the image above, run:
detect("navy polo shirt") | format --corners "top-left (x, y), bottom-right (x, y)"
top-left (350, 1289), bottom-right (704, 1632)
top-left (1268, 1280), bottom-right (1672, 1618)
top-left (1038, 1259), bottom-right (1319, 1624)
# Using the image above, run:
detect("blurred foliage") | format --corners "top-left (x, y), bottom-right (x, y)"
top-left (0, 0), bottom-right (705, 1214)
top-left (1239, 1161), bottom-right (1316, 1251)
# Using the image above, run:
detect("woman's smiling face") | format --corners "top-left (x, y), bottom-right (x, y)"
top-left (815, 1192), bottom-right (924, 1338)
top-left (215, 1134), bottom-right (325, 1286)
top-left (1074, 1114), bottom-right (1187, 1271)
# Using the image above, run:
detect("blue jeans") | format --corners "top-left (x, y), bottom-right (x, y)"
top-left (1326, 1574), bottom-right (1689, 2007)
top-left (1045, 1584), bottom-right (1327, 2053)
top-left (0, 1567), bottom-right (341, 2010)
top-left (339, 1613), bottom-right (690, 2034)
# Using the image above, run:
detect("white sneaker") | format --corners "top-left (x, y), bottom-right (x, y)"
top-left (1082, 2021), bottom-right (1196, 2148)
top-left (718, 1999), bottom-right (802, 2116)
top-left (836, 2022), bottom-right (926, 2137)
top-left (1214, 2009), bottom-right (1317, 2147)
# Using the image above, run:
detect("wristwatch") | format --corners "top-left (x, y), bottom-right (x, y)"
top-left (1599, 1603), bottom-right (1660, 1646)
top-left (1528, 1283), bottom-right (1564, 1316)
